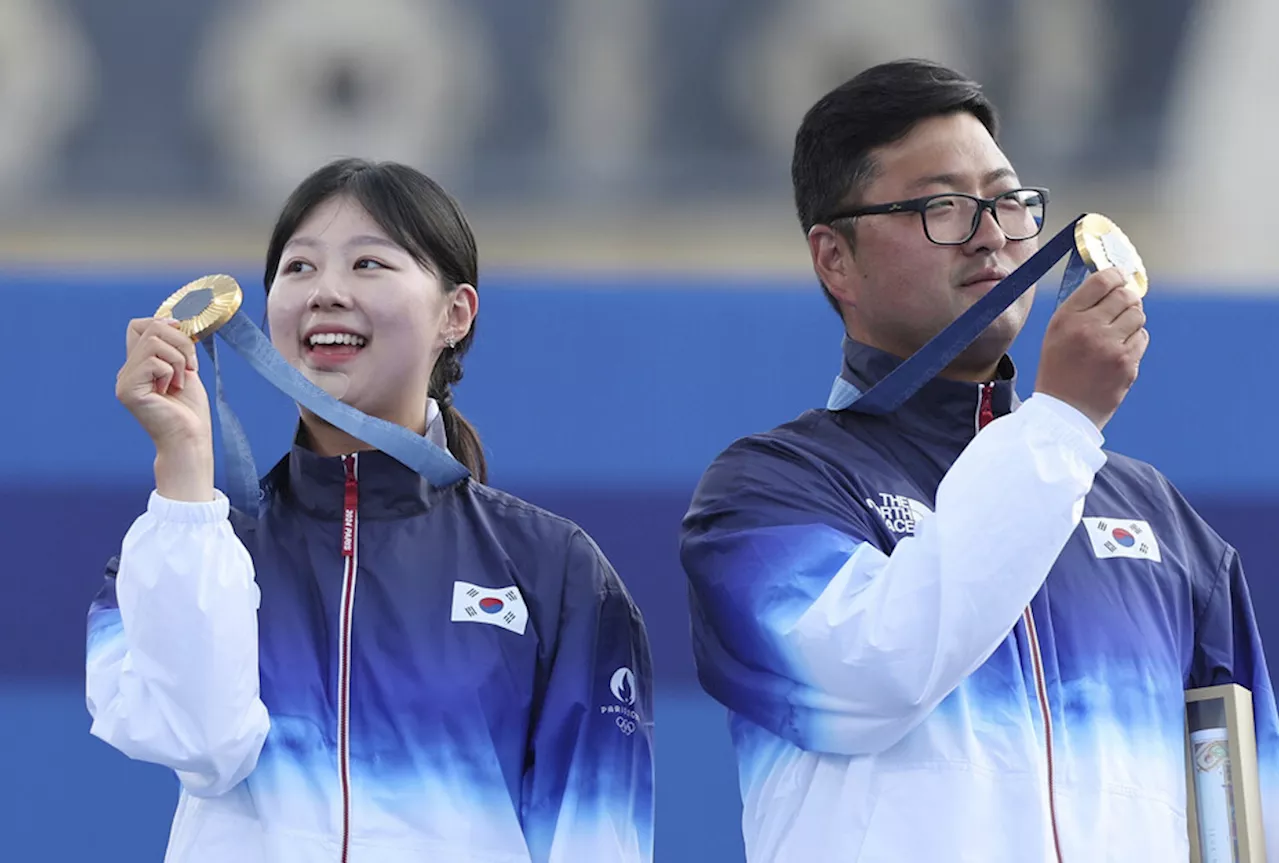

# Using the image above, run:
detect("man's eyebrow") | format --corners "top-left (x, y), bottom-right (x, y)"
top-left (907, 168), bottom-right (1018, 193)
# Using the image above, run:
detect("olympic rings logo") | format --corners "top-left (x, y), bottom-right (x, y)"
top-left (616, 716), bottom-right (637, 736)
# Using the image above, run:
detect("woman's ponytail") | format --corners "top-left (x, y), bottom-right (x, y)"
top-left (429, 343), bottom-right (487, 483)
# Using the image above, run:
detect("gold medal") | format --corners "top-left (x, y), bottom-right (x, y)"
top-left (154, 274), bottom-right (244, 341)
top-left (1074, 214), bottom-right (1148, 298)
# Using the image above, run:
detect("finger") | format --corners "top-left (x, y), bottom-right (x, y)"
top-left (151, 337), bottom-right (188, 394)
top-left (145, 335), bottom-right (197, 383)
top-left (148, 321), bottom-right (199, 370)
top-left (1093, 282), bottom-right (1142, 324)
top-left (146, 336), bottom-right (189, 369)
top-left (134, 341), bottom-right (188, 394)
top-left (168, 355), bottom-right (186, 394)
top-left (1061, 267), bottom-right (1127, 311)
top-left (129, 317), bottom-right (186, 356)
top-left (1109, 304), bottom-right (1147, 339)
top-left (142, 356), bottom-right (176, 397)
top-left (131, 319), bottom-right (197, 374)
top-left (1125, 325), bottom-right (1151, 351)
top-left (127, 317), bottom-right (157, 353)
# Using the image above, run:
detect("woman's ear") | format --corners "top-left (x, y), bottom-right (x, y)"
top-left (445, 284), bottom-right (478, 343)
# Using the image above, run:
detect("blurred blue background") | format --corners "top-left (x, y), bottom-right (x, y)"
top-left (0, 0), bottom-right (1275, 861)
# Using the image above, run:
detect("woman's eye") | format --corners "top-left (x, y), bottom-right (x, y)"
top-left (283, 260), bottom-right (314, 274)
top-left (354, 258), bottom-right (385, 270)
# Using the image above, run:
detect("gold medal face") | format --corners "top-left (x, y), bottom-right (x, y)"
top-left (1075, 214), bottom-right (1148, 298)
top-left (154, 274), bottom-right (244, 341)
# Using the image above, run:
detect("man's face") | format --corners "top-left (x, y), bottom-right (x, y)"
top-left (812, 112), bottom-right (1040, 377)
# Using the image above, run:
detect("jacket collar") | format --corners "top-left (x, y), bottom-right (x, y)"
top-left (828, 337), bottom-right (1020, 443)
top-left (265, 399), bottom-right (461, 519)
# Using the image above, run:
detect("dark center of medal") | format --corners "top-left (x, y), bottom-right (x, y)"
top-left (172, 287), bottom-right (214, 320)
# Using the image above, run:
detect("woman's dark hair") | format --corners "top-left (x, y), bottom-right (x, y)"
top-left (263, 157), bottom-right (487, 482)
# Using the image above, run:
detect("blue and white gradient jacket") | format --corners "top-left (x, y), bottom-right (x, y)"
top-left (680, 339), bottom-right (1278, 863)
top-left (86, 415), bottom-right (654, 863)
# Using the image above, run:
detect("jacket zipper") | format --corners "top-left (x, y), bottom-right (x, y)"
top-left (976, 384), bottom-right (1063, 860)
top-left (338, 454), bottom-right (359, 863)
top-left (976, 381), bottom-right (994, 430)
top-left (1022, 607), bottom-right (1065, 862)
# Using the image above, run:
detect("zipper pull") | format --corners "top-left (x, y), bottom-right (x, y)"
top-left (977, 383), bottom-right (995, 430)
top-left (342, 455), bottom-right (358, 558)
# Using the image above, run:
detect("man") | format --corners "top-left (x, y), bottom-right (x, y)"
top-left (679, 59), bottom-right (1277, 862)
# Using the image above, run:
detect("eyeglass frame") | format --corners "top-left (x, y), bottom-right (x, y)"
top-left (821, 186), bottom-right (1051, 246)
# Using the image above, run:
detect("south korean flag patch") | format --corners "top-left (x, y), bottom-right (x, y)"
top-left (1085, 517), bottom-right (1162, 563)
top-left (451, 581), bottom-right (529, 635)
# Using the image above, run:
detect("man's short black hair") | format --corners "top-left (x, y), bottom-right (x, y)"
top-left (791, 58), bottom-right (999, 311)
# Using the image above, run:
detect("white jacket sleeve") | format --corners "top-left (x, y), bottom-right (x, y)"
top-left (681, 393), bottom-right (1106, 755)
top-left (85, 490), bottom-right (270, 796)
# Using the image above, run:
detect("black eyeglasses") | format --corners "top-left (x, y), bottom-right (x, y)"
top-left (823, 186), bottom-right (1050, 246)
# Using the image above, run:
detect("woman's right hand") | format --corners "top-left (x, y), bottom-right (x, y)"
top-left (116, 318), bottom-right (216, 501)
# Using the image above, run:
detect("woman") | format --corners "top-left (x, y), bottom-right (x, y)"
top-left (86, 159), bottom-right (655, 863)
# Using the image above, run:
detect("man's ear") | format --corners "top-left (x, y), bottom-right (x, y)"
top-left (808, 223), bottom-right (857, 307)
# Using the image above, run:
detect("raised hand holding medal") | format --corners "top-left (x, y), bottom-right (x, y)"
top-left (113, 279), bottom-right (234, 502)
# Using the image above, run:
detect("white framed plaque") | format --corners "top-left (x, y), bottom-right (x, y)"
top-left (1185, 684), bottom-right (1267, 862)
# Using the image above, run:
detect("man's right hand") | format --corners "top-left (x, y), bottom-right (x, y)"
top-left (1035, 267), bottom-right (1150, 432)
top-left (116, 318), bottom-right (216, 501)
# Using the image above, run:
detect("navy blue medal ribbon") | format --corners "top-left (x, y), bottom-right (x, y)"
top-left (828, 214), bottom-right (1096, 414)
